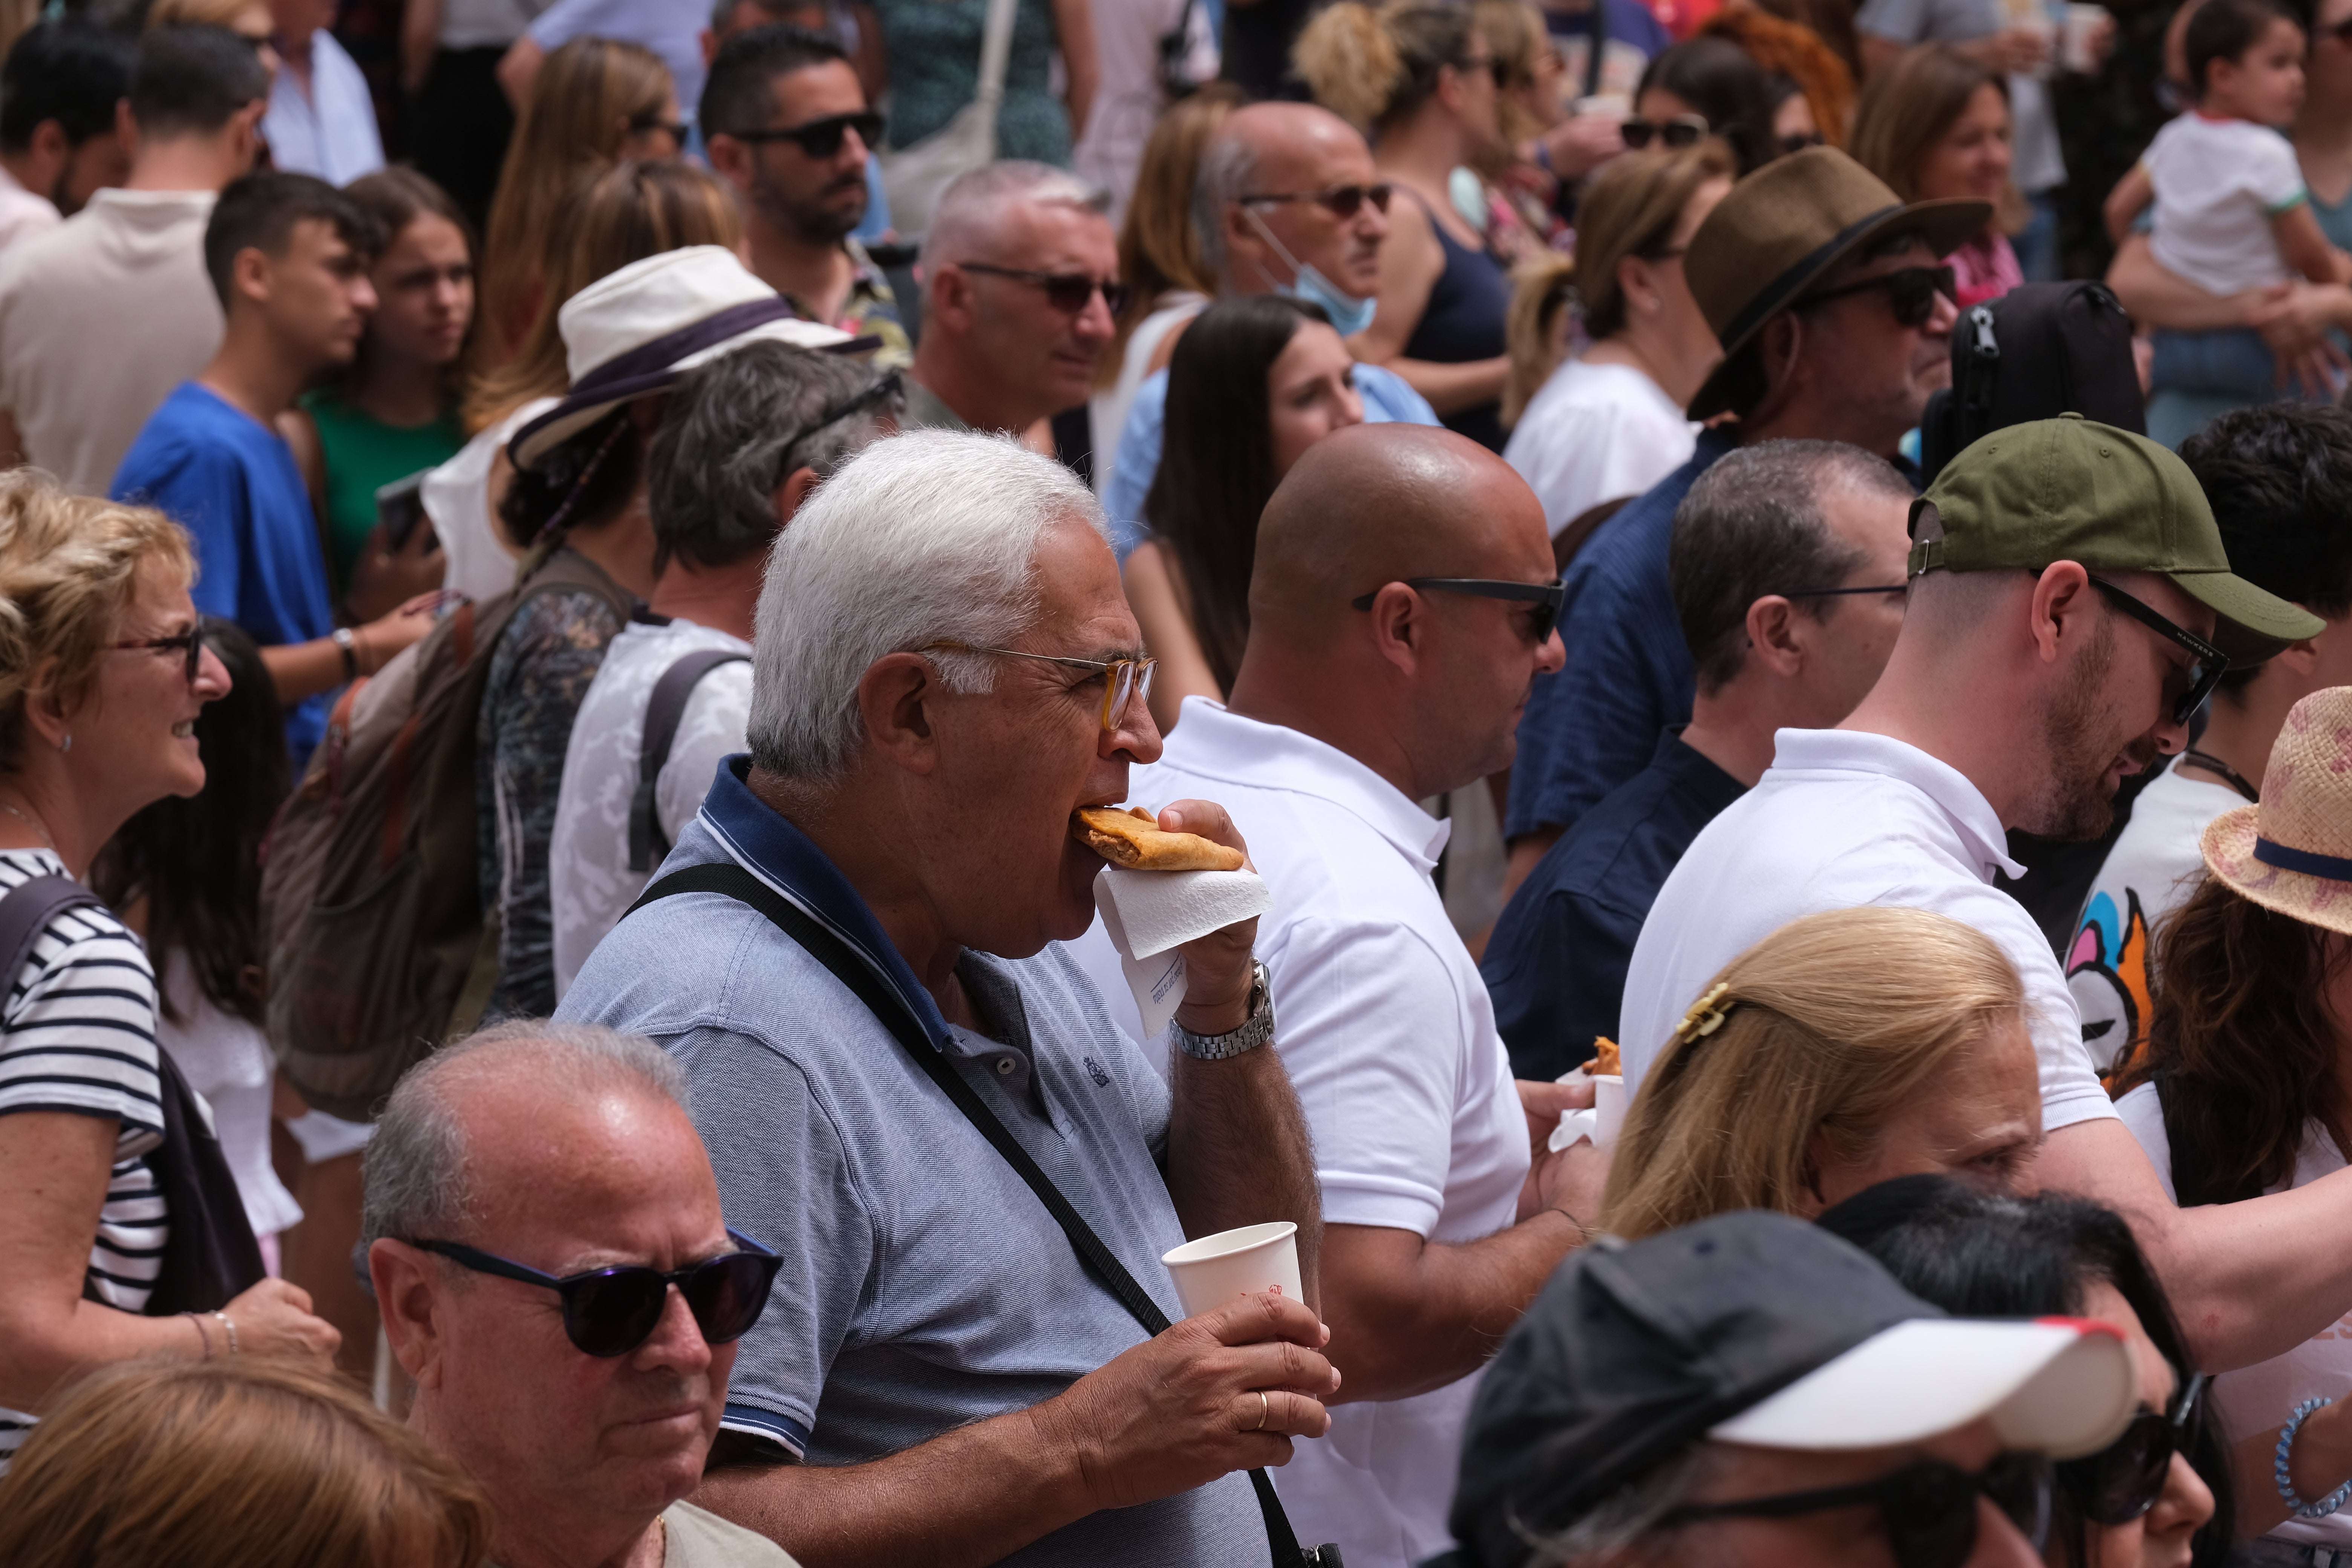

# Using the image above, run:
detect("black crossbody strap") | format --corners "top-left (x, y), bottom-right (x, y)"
top-left (629, 650), bottom-right (752, 871)
top-left (629, 861), bottom-right (1311, 1567)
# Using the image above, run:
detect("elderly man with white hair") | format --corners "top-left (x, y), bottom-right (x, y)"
top-left (904, 162), bottom-right (1120, 438)
top-left (557, 428), bottom-right (1335, 1567)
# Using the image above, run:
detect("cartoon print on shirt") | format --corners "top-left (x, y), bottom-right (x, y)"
top-left (2070, 887), bottom-right (2153, 1086)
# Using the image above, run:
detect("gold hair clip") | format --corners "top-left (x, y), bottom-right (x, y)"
top-left (1672, 982), bottom-right (1737, 1049)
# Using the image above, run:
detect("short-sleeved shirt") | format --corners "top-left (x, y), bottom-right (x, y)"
top-left (1852, 0), bottom-right (2064, 193)
top-left (0, 165), bottom-right (59, 257)
top-left (1620, 728), bottom-right (2118, 1136)
top-left (0, 850), bottom-right (169, 1473)
top-left (2144, 113), bottom-right (2309, 295)
top-left (554, 758), bottom-right (1263, 1567)
top-left (1505, 427), bottom-right (1734, 842)
top-left (112, 381), bottom-right (338, 773)
top-left (776, 239), bottom-right (911, 369)
top-left (1072, 698), bottom-right (1528, 1568)
top-left (1501, 358), bottom-right (1699, 538)
top-left (1482, 728), bottom-right (1746, 1082)
top-left (550, 616), bottom-right (752, 1000)
top-left (263, 31), bottom-right (387, 185)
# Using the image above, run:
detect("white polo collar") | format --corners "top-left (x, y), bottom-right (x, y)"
top-left (1766, 727), bottom-right (2025, 882)
top-left (1154, 698), bottom-right (1453, 873)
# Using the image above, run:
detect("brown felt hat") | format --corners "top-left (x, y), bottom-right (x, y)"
top-left (1684, 147), bottom-right (1991, 422)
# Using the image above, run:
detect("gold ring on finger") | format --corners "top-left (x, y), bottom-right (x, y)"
top-left (1253, 1390), bottom-right (1269, 1431)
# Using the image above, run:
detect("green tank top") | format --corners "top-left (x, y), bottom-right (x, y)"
top-left (298, 389), bottom-right (465, 596)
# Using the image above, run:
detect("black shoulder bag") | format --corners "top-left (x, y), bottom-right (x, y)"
top-left (629, 862), bottom-right (1341, 1568)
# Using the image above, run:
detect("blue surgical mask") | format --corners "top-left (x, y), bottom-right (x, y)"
top-left (1245, 207), bottom-right (1379, 338)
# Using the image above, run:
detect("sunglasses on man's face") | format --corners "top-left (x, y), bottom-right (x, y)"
top-left (1659, 1453), bottom-right (2052, 1568)
top-left (732, 109), bottom-right (887, 159)
top-left (2088, 577), bottom-right (2228, 728)
top-left (410, 1230), bottom-right (782, 1358)
top-left (956, 262), bottom-right (1131, 316)
top-left (1621, 112), bottom-right (1710, 150)
top-left (1349, 577), bottom-right (1567, 643)
top-left (111, 623), bottom-right (207, 684)
top-left (1239, 183), bottom-right (1395, 220)
top-left (2059, 1372), bottom-right (2205, 1526)
top-left (1798, 264), bottom-right (1958, 329)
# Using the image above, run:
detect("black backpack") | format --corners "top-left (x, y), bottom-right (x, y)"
top-left (1918, 282), bottom-right (2145, 485)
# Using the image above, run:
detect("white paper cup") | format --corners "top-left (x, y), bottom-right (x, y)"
top-left (2062, 4), bottom-right (2104, 73)
top-left (1162, 1221), bottom-right (1303, 1318)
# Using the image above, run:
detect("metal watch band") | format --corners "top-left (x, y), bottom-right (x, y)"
top-left (1171, 959), bottom-right (1274, 1060)
top-left (332, 625), bottom-right (359, 680)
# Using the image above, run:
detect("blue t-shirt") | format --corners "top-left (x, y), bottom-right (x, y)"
top-left (1482, 727), bottom-right (1746, 1081)
top-left (111, 381), bottom-right (335, 773)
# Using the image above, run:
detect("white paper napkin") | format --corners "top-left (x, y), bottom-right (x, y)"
top-left (1093, 865), bottom-right (1272, 1037)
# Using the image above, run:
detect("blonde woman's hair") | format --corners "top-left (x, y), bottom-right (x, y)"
top-left (476, 37), bottom-right (676, 371)
top-left (0, 1357), bottom-right (491, 1568)
top-left (463, 159), bottom-right (744, 433)
top-left (1848, 43), bottom-right (2026, 233)
top-left (1293, 0), bottom-right (1482, 136)
top-left (1472, 0), bottom-right (1549, 148)
top-left (0, 470), bottom-right (193, 772)
top-left (1502, 142), bottom-right (1733, 426)
top-left (1600, 906), bottom-right (2029, 1240)
top-left (1098, 83), bottom-right (1244, 391)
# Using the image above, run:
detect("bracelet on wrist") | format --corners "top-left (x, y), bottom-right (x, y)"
top-left (210, 1309), bottom-right (238, 1357)
top-left (332, 626), bottom-right (359, 680)
top-left (184, 1309), bottom-right (213, 1360)
top-left (2278, 1396), bottom-right (2352, 1517)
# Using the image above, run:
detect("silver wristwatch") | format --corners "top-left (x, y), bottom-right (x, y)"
top-left (1171, 960), bottom-right (1274, 1060)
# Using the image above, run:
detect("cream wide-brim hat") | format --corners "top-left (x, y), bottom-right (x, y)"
top-left (2201, 685), bottom-right (2352, 937)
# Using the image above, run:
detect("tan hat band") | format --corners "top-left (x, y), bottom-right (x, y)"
top-left (2254, 837), bottom-right (2352, 883)
top-left (1713, 202), bottom-right (1904, 352)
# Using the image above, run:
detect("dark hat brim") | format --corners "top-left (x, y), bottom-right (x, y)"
top-left (1687, 196), bottom-right (1994, 422)
top-left (2172, 568), bottom-right (2327, 665)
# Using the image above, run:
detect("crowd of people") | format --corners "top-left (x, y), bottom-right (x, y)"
top-left (0, 0), bottom-right (2350, 1565)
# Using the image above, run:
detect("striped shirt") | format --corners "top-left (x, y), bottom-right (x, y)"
top-left (0, 849), bottom-right (168, 1472)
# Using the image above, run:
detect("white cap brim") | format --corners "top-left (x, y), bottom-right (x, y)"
top-left (1711, 1317), bottom-right (2139, 1461)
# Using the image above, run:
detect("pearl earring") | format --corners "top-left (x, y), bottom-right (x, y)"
top-left (57, 733), bottom-right (69, 755)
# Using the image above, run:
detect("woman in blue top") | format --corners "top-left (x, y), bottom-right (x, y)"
top-left (1296, 0), bottom-right (1515, 450)
top-left (869, 0), bottom-right (1097, 168)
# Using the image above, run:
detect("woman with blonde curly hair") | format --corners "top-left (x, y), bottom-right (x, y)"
top-left (0, 474), bottom-right (338, 1476)
top-left (0, 1357), bottom-right (489, 1567)
top-left (1603, 905), bottom-right (2041, 1240)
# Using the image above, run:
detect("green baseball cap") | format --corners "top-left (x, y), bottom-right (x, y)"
top-left (1909, 413), bottom-right (2324, 664)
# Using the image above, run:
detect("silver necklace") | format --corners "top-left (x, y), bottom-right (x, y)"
top-left (0, 799), bottom-right (56, 850)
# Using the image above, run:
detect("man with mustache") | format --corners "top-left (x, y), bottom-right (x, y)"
top-left (1616, 415), bottom-right (2352, 1380)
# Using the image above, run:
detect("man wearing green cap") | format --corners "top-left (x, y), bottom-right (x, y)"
top-left (1619, 413), bottom-right (2339, 1374)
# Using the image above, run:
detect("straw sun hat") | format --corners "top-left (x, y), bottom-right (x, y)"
top-left (2201, 686), bottom-right (2352, 936)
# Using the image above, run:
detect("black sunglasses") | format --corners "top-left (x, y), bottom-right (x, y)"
top-left (1240, 183), bottom-right (1395, 220)
top-left (1660, 1454), bottom-right (2052, 1568)
top-left (111, 623), bottom-right (206, 684)
top-left (957, 262), bottom-right (1131, 315)
top-left (1349, 577), bottom-right (1567, 642)
top-left (1622, 112), bottom-right (1710, 150)
top-left (1782, 130), bottom-right (1827, 155)
top-left (2059, 1372), bottom-right (2205, 1526)
top-left (732, 109), bottom-right (887, 159)
top-left (2087, 577), bottom-right (2228, 727)
top-left (410, 1229), bottom-right (782, 1358)
top-left (1798, 265), bottom-right (1958, 328)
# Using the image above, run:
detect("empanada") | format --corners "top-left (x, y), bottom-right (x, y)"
top-left (1072, 805), bottom-right (1245, 872)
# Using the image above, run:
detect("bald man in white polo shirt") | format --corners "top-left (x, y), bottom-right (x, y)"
top-left (1092, 424), bottom-right (1602, 1568)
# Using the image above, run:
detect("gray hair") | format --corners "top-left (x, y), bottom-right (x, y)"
top-left (744, 428), bottom-right (1104, 781)
top-left (917, 160), bottom-right (1110, 286)
top-left (358, 1021), bottom-right (689, 1248)
top-left (1191, 128), bottom-right (1263, 279)
top-left (1669, 439), bottom-right (1911, 695)
top-left (1522, 1442), bottom-right (1722, 1566)
top-left (648, 339), bottom-right (904, 574)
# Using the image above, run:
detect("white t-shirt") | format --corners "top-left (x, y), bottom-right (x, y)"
top-left (2145, 113), bottom-right (2309, 294)
top-left (550, 617), bottom-right (752, 1000)
top-left (1068, 697), bottom-right (1527, 1568)
top-left (1502, 357), bottom-right (1698, 537)
top-left (0, 188), bottom-right (222, 496)
top-left (156, 948), bottom-right (302, 1243)
top-left (2066, 764), bottom-right (2242, 1081)
top-left (0, 165), bottom-right (60, 258)
top-left (2117, 1084), bottom-right (2352, 1549)
top-left (263, 32), bottom-right (387, 186)
top-left (422, 397), bottom-right (556, 603)
top-left (1621, 728), bottom-right (2117, 1135)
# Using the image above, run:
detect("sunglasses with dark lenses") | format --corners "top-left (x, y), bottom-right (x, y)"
top-left (1240, 183), bottom-right (1396, 220)
top-left (2088, 577), bottom-right (2228, 727)
top-left (956, 262), bottom-right (1132, 316)
top-left (2059, 1372), bottom-right (2206, 1526)
top-left (111, 623), bottom-right (207, 684)
top-left (1798, 264), bottom-right (1959, 328)
top-left (1621, 112), bottom-right (1710, 150)
top-left (1660, 1453), bottom-right (2052, 1568)
top-left (733, 110), bottom-right (887, 159)
top-left (411, 1229), bottom-right (782, 1358)
top-left (1349, 577), bottom-right (1568, 642)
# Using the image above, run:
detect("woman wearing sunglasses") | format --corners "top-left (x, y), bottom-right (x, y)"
top-left (2113, 686), bottom-right (2352, 1567)
top-left (1850, 45), bottom-right (2025, 310)
top-left (1820, 1178), bottom-right (2230, 1568)
top-left (0, 473), bottom-right (340, 1476)
top-left (1629, 37), bottom-right (1786, 176)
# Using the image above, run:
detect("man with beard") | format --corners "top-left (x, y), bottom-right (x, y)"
top-left (702, 25), bottom-right (909, 367)
top-left (1619, 415), bottom-right (2347, 1378)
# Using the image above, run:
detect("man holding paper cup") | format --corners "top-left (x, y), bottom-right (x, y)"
top-left (559, 429), bottom-right (1337, 1568)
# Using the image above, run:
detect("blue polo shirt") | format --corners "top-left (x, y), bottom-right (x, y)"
top-left (555, 757), bottom-right (1263, 1566)
top-left (1482, 728), bottom-right (1747, 1081)
top-left (111, 381), bottom-right (336, 774)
